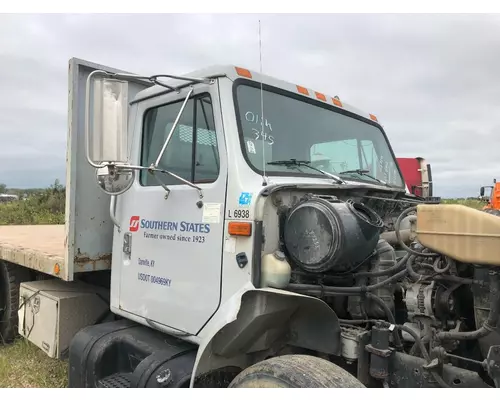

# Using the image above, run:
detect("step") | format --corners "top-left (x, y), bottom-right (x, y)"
top-left (97, 372), bottom-right (132, 388)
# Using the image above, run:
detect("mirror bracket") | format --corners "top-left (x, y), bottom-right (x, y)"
top-left (147, 167), bottom-right (203, 200)
top-left (110, 195), bottom-right (121, 232)
top-left (149, 170), bottom-right (171, 200)
top-left (86, 70), bottom-right (209, 199)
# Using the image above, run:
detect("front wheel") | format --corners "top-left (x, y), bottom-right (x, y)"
top-left (228, 354), bottom-right (365, 388)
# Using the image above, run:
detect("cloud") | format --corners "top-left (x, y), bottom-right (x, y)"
top-left (0, 13), bottom-right (498, 197)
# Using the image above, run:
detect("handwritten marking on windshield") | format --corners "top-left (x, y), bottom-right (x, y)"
top-left (251, 129), bottom-right (275, 145)
top-left (244, 111), bottom-right (275, 145)
top-left (245, 111), bottom-right (273, 130)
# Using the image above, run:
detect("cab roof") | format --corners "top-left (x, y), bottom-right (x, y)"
top-left (133, 64), bottom-right (381, 125)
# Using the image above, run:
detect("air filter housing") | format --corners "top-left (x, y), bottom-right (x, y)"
top-left (283, 196), bottom-right (384, 273)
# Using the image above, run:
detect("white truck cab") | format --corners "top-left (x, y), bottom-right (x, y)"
top-left (92, 63), bottom-right (407, 338)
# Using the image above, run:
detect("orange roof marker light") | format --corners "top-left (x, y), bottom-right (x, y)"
top-left (369, 114), bottom-right (378, 122)
top-left (315, 92), bottom-right (327, 101)
top-left (228, 221), bottom-right (252, 237)
top-left (235, 67), bottom-right (252, 79)
top-left (332, 96), bottom-right (343, 107)
top-left (296, 85), bottom-right (310, 96)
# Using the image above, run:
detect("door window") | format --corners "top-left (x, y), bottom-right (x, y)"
top-left (140, 94), bottom-right (220, 186)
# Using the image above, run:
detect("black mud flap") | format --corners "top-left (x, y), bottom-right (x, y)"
top-left (68, 319), bottom-right (197, 388)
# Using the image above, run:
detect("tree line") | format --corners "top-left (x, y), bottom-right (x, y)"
top-left (0, 180), bottom-right (65, 225)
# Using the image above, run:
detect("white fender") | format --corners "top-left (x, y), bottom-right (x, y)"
top-left (189, 283), bottom-right (341, 387)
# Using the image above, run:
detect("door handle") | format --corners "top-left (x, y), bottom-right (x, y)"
top-left (123, 232), bottom-right (132, 258)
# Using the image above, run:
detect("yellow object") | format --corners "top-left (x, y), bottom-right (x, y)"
top-left (416, 203), bottom-right (500, 266)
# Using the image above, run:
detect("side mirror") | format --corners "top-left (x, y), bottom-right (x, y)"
top-left (86, 73), bottom-right (129, 166)
top-left (480, 187), bottom-right (485, 197)
top-left (96, 165), bottom-right (134, 196)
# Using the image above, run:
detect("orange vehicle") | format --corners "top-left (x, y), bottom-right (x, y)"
top-left (480, 179), bottom-right (500, 210)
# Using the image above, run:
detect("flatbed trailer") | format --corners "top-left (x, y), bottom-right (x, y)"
top-left (0, 225), bottom-right (64, 276)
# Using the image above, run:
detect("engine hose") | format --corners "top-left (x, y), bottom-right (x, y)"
top-left (433, 257), bottom-right (451, 274)
top-left (419, 262), bottom-right (437, 270)
top-left (287, 267), bottom-right (408, 295)
top-left (395, 206), bottom-right (438, 257)
top-left (406, 255), bottom-right (486, 285)
top-left (437, 270), bottom-right (500, 341)
top-left (339, 319), bottom-right (370, 324)
top-left (435, 275), bottom-right (483, 285)
top-left (406, 255), bottom-right (431, 281)
top-left (410, 333), bottom-right (431, 357)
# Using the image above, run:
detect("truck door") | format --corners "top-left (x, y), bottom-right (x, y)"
top-left (113, 82), bottom-right (227, 336)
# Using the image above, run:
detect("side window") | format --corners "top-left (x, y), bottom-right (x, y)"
top-left (360, 139), bottom-right (375, 172)
top-left (140, 94), bottom-right (219, 186)
top-left (360, 139), bottom-right (397, 183)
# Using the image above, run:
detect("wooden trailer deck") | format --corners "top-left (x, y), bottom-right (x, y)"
top-left (0, 225), bottom-right (65, 276)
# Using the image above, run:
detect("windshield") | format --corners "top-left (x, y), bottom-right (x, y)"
top-left (234, 82), bottom-right (404, 188)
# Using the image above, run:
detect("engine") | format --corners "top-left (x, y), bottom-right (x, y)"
top-left (269, 192), bottom-right (500, 388)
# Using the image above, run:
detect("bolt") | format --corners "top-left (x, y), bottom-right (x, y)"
top-left (156, 368), bottom-right (172, 385)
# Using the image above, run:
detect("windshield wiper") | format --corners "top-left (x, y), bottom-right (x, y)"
top-left (267, 159), bottom-right (345, 184)
top-left (339, 169), bottom-right (389, 186)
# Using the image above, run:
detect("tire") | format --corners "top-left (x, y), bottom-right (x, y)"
top-left (0, 261), bottom-right (32, 344)
top-left (228, 354), bottom-right (365, 388)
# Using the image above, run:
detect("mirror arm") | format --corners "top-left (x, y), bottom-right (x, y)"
top-left (152, 87), bottom-right (194, 169)
top-left (124, 165), bottom-right (203, 199)
top-left (149, 74), bottom-right (213, 85)
top-left (150, 170), bottom-right (171, 199)
top-left (111, 72), bottom-right (213, 89)
top-left (150, 167), bottom-right (203, 199)
top-left (109, 195), bottom-right (121, 232)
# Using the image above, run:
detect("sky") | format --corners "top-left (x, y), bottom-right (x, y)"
top-left (0, 13), bottom-right (499, 198)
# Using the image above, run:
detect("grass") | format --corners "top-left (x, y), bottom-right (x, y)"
top-left (440, 198), bottom-right (485, 210)
top-left (0, 180), bottom-right (67, 388)
top-left (0, 339), bottom-right (68, 388)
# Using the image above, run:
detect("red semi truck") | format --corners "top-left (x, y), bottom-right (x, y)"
top-left (396, 157), bottom-right (437, 200)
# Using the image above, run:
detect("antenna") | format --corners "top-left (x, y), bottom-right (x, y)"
top-left (259, 19), bottom-right (267, 186)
